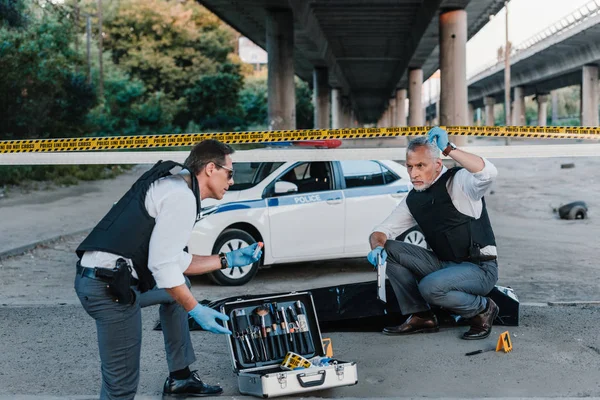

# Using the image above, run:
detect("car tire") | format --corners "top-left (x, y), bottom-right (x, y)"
top-left (209, 229), bottom-right (261, 286)
top-left (397, 226), bottom-right (430, 250)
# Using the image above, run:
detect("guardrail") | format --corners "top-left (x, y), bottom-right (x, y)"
top-left (468, 0), bottom-right (600, 79)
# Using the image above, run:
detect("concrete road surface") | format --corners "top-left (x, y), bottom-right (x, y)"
top-left (1, 152), bottom-right (599, 398)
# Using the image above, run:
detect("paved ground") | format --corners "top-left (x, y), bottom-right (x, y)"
top-left (1, 148), bottom-right (599, 398)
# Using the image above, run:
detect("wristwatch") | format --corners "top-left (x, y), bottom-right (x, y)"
top-left (218, 253), bottom-right (229, 269)
top-left (442, 142), bottom-right (457, 157)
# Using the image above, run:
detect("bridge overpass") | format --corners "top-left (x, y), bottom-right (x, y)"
top-left (198, 0), bottom-right (505, 133)
top-left (426, 0), bottom-right (600, 127)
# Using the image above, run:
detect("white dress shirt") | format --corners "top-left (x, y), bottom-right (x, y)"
top-left (372, 157), bottom-right (498, 256)
top-left (81, 173), bottom-right (197, 288)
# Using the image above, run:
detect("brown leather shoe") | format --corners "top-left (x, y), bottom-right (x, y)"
top-left (462, 298), bottom-right (499, 340)
top-left (383, 314), bottom-right (439, 335)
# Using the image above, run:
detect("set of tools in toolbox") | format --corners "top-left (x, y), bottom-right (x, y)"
top-left (231, 300), bottom-right (315, 364)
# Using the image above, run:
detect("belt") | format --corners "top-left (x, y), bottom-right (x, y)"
top-left (478, 255), bottom-right (497, 262)
top-left (76, 263), bottom-right (139, 286)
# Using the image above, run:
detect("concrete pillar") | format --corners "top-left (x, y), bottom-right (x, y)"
top-left (551, 90), bottom-right (559, 124)
top-left (341, 97), bottom-right (351, 128)
top-left (468, 103), bottom-right (474, 126)
top-left (512, 86), bottom-right (525, 126)
top-left (266, 9), bottom-right (295, 130)
top-left (408, 69), bottom-right (423, 126)
top-left (313, 67), bottom-right (330, 129)
top-left (395, 89), bottom-right (407, 126)
top-left (581, 65), bottom-right (599, 126)
top-left (439, 9), bottom-right (468, 145)
top-left (484, 96), bottom-right (495, 126)
top-left (536, 94), bottom-right (549, 126)
top-left (383, 108), bottom-right (390, 127)
top-left (389, 98), bottom-right (397, 127)
top-left (476, 108), bottom-right (482, 126)
top-left (331, 88), bottom-right (342, 129)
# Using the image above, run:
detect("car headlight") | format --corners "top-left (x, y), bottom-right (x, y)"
top-left (200, 205), bottom-right (219, 219)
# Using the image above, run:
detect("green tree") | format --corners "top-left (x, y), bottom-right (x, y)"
top-left (180, 62), bottom-right (246, 130)
top-left (237, 75), bottom-right (314, 130)
top-left (0, 5), bottom-right (95, 139)
top-left (239, 75), bottom-right (268, 128)
top-left (86, 65), bottom-right (184, 136)
top-left (100, 0), bottom-right (235, 99)
top-left (0, 0), bottom-right (27, 27)
top-left (91, 0), bottom-right (247, 130)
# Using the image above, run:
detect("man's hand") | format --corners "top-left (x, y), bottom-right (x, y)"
top-left (225, 242), bottom-right (262, 268)
top-left (189, 304), bottom-right (232, 334)
top-left (367, 246), bottom-right (387, 268)
top-left (427, 126), bottom-right (449, 152)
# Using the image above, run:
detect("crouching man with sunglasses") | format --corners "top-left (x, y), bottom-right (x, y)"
top-left (74, 139), bottom-right (261, 399)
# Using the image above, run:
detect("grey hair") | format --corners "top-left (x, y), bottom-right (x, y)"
top-left (406, 136), bottom-right (440, 159)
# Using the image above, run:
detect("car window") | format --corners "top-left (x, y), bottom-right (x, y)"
top-left (229, 162), bottom-right (284, 191)
top-left (277, 162), bottom-right (333, 194)
top-left (340, 160), bottom-right (399, 188)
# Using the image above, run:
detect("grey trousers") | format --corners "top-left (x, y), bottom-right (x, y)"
top-left (384, 240), bottom-right (498, 319)
top-left (74, 272), bottom-right (196, 400)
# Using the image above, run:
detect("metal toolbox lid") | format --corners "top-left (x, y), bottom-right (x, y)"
top-left (220, 291), bottom-right (326, 373)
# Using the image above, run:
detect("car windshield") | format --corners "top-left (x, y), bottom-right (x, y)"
top-left (229, 162), bottom-right (284, 191)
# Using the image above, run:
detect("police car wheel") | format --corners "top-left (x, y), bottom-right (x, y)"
top-left (209, 229), bottom-right (261, 286)
top-left (397, 226), bottom-right (430, 250)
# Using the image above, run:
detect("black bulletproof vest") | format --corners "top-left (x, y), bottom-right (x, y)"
top-left (76, 160), bottom-right (201, 292)
top-left (405, 167), bottom-right (496, 262)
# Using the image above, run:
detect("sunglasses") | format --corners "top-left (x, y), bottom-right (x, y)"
top-left (216, 164), bottom-right (235, 180)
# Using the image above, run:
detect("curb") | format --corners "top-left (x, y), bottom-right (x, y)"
top-left (547, 300), bottom-right (600, 306)
top-left (0, 228), bottom-right (91, 260)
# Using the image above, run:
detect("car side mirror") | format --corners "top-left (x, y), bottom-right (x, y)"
top-left (274, 181), bottom-right (298, 194)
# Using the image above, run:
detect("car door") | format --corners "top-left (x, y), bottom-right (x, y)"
top-left (339, 160), bottom-right (409, 255)
top-left (265, 161), bottom-right (345, 260)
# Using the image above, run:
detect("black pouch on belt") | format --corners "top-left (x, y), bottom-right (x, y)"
top-left (96, 258), bottom-right (135, 304)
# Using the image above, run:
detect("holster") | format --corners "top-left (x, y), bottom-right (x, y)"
top-left (96, 258), bottom-right (135, 304)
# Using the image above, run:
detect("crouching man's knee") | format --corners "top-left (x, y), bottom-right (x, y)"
top-left (418, 276), bottom-right (445, 306)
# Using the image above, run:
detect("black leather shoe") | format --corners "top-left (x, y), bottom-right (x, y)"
top-left (383, 314), bottom-right (439, 335)
top-left (462, 298), bottom-right (499, 340)
top-left (163, 370), bottom-right (223, 397)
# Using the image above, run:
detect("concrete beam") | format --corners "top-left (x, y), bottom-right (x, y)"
top-left (266, 9), bottom-right (295, 130)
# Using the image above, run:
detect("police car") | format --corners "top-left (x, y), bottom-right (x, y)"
top-left (187, 159), bottom-right (427, 285)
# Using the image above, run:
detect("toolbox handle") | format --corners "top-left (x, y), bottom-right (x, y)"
top-left (296, 370), bottom-right (326, 388)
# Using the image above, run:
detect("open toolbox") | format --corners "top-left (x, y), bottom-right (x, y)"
top-left (221, 291), bottom-right (358, 398)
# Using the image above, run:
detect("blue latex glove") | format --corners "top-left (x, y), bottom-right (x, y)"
top-left (225, 242), bottom-right (262, 268)
top-left (367, 246), bottom-right (387, 268)
top-left (189, 304), bottom-right (232, 335)
top-left (427, 126), bottom-right (449, 152)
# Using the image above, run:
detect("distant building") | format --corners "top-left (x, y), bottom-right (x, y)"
top-left (238, 37), bottom-right (267, 70)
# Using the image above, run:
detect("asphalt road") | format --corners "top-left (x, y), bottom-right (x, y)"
top-left (1, 152), bottom-right (599, 398)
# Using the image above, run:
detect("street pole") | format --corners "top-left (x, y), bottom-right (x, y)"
top-left (74, 0), bottom-right (79, 74)
top-left (97, 0), bottom-right (104, 99)
top-left (86, 15), bottom-right (92, 84)
top-left (504, 1), bottom-right (511, 144)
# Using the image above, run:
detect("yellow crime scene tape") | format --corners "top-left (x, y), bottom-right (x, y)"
top-left (0, 126), bottom-right (599, 153)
